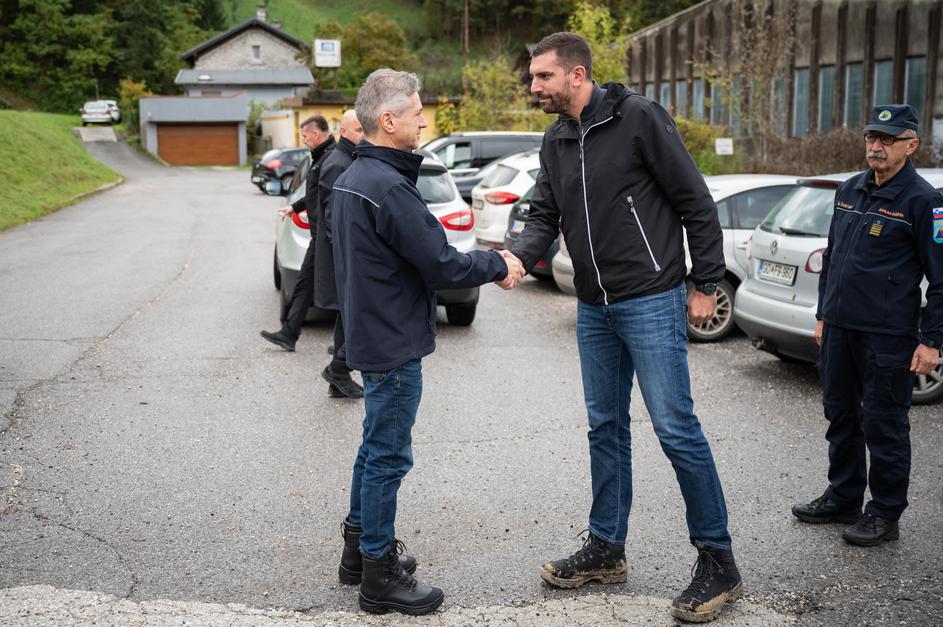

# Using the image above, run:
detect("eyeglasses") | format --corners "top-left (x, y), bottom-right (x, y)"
top-left (863, 133), bottom-right (914, 146)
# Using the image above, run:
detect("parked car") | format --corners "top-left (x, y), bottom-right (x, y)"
top-left (102, 100), bottom-right (120, 122)
top-left (551, 235), bottom-right (576, 295)
top-left (251, 147), bottom-right (309, 191)
top-left (471, 150), bottom-right (541, 247)
top-left (267, 153), bottom-right (482, 326)
top-left (80, 100), bottom-right (115, 126)
top-left (734, 170), bottom-right (943, 405)
top-left (421, 132), bottom-right (543, 179)
top-left (502, 186), bottom-right (557, 281)
top-left (453, 159), bottom-right (503, 204)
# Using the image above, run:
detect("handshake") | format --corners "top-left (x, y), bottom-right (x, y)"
top-left (495, 250), bottom-right (526, 290)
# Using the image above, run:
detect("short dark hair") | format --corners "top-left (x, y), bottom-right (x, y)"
top-left (300, 114), bottom-right (329, 133)
top-left (532, 32), bottom-right (593, 80)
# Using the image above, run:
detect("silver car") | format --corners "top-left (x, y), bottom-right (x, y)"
top-left (269, 154), bottom-right (482, 326)
top-left (80, 100), bottom-right (114, 126)
top-left (734, 170), bottom-right (943, 404)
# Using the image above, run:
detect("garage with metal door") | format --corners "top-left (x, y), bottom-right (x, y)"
top-left (157, 124), bottom-right (239, 165)
top-left (139, 94), bottom-right (248, 166)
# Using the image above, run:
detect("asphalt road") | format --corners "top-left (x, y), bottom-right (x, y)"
top-left (1, 142), bottom-right (941, 625)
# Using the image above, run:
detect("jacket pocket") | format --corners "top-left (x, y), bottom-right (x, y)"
top-left (626, 196), bottom-right (661, 272)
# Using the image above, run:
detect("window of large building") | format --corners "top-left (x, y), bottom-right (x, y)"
top-left (793, 68), bottom-right (810, 138)
top-left (692, 78), bottom-right (705, 121)
top-left (729, 78), bottom-right (742, 136)
top-left (660, 82), bottom-right (671, 108)
top-left (645, 83), bottom-right (655, 101)
top-left (844, 62), bottom-right (863, 127)
top-left (818, 65), bottom-right (835, 133)
top-left (873, 60), bottom-right (893, 106)
top-left (676, 80), bottom-right (688, 117)
top-left (771, 75), bottom-right (786, 135)
top-left (905, 56), bottom-right (926, 120)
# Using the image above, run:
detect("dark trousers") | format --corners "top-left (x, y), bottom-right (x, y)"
top-left (820, 325), bottom-right (916, 520)
top-left (329, 314), bottom-right (350, 374)
top-left (283, 239), bottom-right (316, 339)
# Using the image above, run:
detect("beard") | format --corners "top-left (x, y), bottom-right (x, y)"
top-left (538, 81), bottom-right (574, 114)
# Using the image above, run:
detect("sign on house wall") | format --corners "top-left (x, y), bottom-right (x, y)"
top-left (314, 40), bottom-right (341, 67)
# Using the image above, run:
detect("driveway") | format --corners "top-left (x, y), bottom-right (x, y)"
top-left (0, 141), bottom-right (940, 625)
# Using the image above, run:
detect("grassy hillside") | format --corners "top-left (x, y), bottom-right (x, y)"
top-left (0, 112), bottom-right (120, 231)
top-left (233, 0), bottom-right (427, 40)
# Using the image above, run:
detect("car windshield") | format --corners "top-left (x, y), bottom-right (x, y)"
top-left (417, 169), bottom-right (456, 204)
top-left (481, 165), bottom-right (518, 188)
top-left (759, 185), bottom-right (835, 237)
top-left (84, 101), bottom-right (108, 110)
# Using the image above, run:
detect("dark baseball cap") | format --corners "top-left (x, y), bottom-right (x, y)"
top-left (863, 104), bottom-right (919, 135)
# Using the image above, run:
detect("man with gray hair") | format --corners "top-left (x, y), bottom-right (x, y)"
top-left (331, 68), bottom-right (524, 615)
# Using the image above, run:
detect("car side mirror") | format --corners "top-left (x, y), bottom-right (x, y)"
top-left (264, 180), bottom-right (284, 196)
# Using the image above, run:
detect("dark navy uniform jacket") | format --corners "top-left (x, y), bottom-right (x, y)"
top-left (331, 142), bottom-right (508, 372)
top-left (817, 159), bottom-right (943, 347)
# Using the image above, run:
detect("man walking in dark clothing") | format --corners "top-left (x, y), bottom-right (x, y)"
top-left (314, 110), bottom-right (365, 398)
top-left (510, 32), bottom-right (741, 623)
top-left (260, 115), bottom-right (335, 353)
top-left (332, 68), bottom-right (523, 616)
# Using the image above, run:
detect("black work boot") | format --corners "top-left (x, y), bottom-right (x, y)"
top-left (842, 513), bottom-right (899, 547)
top-left (671, 541), bottom-right (743, 623)
top-left (792, 493), bottom-right (862, 524)
top-left (321, 366), bottom-right (364, 398)
top-left (338, 521), bottom-right (416, 585)
top-left (539, 530), bottom-right (627, 589)
top-left (260, 328), bottom-right (296, 352)
top-left (358, 540), bottom-right (443, 615)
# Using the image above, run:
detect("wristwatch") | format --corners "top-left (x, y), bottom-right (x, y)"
top-left (695, 283), bottom-right (718, 296)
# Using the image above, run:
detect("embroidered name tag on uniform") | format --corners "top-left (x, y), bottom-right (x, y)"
top-left (837, 201), bottom-right (855, 210)
top-left (869, 219), bottom-right (884, 237)
top-left (934, 207), bottom-right (943, 243)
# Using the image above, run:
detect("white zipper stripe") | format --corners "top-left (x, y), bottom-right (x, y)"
top-left (627, 196), bottom-right (661, 271)
top-left (334, 186), bottom-right (379, 207)
top-left (579, 116), bottom-right (614, 305)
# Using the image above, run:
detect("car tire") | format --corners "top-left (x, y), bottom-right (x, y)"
top-left (446, 303), bottom-right (476, 326)
top-left (912, 356), bottom-right (943, 405)
top-left (687, 279), bottom-right (736, 342)
top-left (273, 249), bottom-right (282, 290)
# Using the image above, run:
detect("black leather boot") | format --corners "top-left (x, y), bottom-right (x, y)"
top-left (338, 521), bottom-right (416, 585)
top-left (359, 541), bottom-right (443, 615)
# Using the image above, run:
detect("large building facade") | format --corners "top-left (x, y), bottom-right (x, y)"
top-left (627, 0), bottom-right (943, 143)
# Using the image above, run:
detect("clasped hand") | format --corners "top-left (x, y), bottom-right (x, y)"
top-left (495, 250), bottom-right (525, 290)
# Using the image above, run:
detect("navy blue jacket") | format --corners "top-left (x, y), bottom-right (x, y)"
top-left (817, 160), bottom-right (943, 346)
top-left (332, 142), bottom-right (508, 371)
top-left (313, 136), bottom-right (356, 310)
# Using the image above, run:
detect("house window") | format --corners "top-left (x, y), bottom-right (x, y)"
top-left (771, 75), bottom-right (786, 135)
top-left (645, 83), bottom-right (655, 101)
top-left (818, 65), bottom-right (835, 133)
top-left (905, 56), bottom-right (926, 119)
top-left (873, 60), bottom-right (893, 106)
top-left (844, 62), bottom-right (863, 127)
top-left (660, 82), bottom-right (671, 108)
top-left (793, 67), bottom-right (810, 138)
top-left (692, 78), bottom-right (705, 121)
top-left (676, 80), bottom-right (688, 117)
top-left (729, 78), bottom-right (742, 136)
top-left (252, 45), bottom-right (261, 62)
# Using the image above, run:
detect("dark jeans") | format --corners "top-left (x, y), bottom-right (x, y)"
top-left (577, 282), bottom-right (731, 550)
top-left (283, 239), bottom-right (315, 340)
top-left (347, 359), bottom-right (422, 558)
top-left (820, 325), bottom-right (916, 520)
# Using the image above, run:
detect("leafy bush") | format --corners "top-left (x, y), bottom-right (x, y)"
top-left (118, 77), bottom-right (153, 138)
top-left (674, 118), bottom-right (743, 175)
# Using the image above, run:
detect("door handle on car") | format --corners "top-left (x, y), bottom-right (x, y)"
top-left (735, 241), bottom-right (748, 250)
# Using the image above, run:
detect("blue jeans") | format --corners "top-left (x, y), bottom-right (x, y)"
top-left (577, 283), bottom-right (731, 550)
top-left (346, 359), bottom-right (422, 558)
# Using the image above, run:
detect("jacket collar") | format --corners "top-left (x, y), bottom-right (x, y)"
top-left (336, 136), bottom-right (357, 157)
top-left (548, 82), bottom-right (632, 140)
top-left (309, 134), bottom-right (336, 161)
top-left (852, 159), bottom-right (917, 200)
top-left (355, 141), bottom-right (423, 184)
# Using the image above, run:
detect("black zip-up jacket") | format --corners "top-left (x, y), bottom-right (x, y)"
top-left (817, 160), bottom-right (943, 346)
top-left (313, 136), bottom-right (356, 311)
top-left (291, 135), bottom-right (336, 235)
top-left (332, 142), bottom-right (508, 372)
top-left (511, 83), bottom-right (725, 305)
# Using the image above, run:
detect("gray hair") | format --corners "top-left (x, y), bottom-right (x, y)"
top-left (355, 68), bottom-right (422, 136)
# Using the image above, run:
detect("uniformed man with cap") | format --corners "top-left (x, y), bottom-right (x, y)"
top-left (792, 104), bottom-right (943, 546)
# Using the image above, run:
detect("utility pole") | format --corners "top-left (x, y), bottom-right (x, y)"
top-left (463, 0), bottom-right (470, 67)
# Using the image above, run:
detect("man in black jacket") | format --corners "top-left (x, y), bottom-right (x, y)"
top-left (314, 110), bottom-right (365, 399)
top-left (260, 115), bottom-right (335, 353)
top-left (511, 32), bottom-right (740, 624)
top-left (332, 68), bottom-right (523, 616)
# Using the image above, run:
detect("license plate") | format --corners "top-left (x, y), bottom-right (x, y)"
top-left (251, 176), bottom-right (262, 182)
top-left (472, 198), bottom-right (483, 210)
top-left (509, 219), bottom-right (526, 235)
top-left (758, 259), bottom-right (797, 285)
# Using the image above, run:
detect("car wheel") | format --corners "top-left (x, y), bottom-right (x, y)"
top-left (687, 279), bottom-right (736, 342)
top-left (446, 303), bottom-right (476, 326)
top-left (273, 249), bottom-right (282, 290)
top-left (912, 354), bottom-right (943, 405)
top-left (281, 174), bottom-right (293, 190)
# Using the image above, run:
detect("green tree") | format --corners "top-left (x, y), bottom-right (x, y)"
top-left (118, 76), bottom-right (153, 137)
top-left (453, 54), bottom-right (544, 131)
top-left (566, 1), bottom-right (627, 84)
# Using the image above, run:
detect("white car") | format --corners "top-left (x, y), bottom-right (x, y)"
top-left (470, 150), bottom-right (541, 247)
top-left (551, 234), bottom-right (575, 296)
top-left (268, 154), bottom-right (482, 326)
top-left (80, 100), bottom-right (114, 126)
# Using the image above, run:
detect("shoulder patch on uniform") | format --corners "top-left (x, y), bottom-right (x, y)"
top-left (934, 218), bottom-right (943, 244)
top-left (932, 206), bottom-right (943, 219)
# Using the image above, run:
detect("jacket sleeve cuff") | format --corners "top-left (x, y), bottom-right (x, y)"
top-left (919, 332), bottom-right (943, 349)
